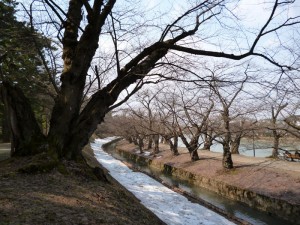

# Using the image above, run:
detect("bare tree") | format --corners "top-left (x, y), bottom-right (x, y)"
top-left (156, 103), bottom-right (180, 156)
top-left (158, 86), bottom-right (214, 161)
top-left (209, 67), bottom-right (248, 168)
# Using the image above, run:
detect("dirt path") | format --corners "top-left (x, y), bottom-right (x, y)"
top-left (116, 141), bottom-right (300, 205)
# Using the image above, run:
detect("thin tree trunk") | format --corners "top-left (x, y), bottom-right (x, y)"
top-left (203, 133), bottom-right (213, 150)
top-left (272, 132), bottom-right (280, 158)
top-left (160, 136), bottom-right (165, 143)
top-left (172, 135), bottom-right (179, 155)
top-left (202, 127), bottom-right (212, 150)
top-left (133, 136), bottom-right (138, 145)
top-left (148, 136), bottom-right (153, 149)
top-left (153, 134), bottom-right (159, 154)
top-left (138, 136), bottom-right (144, 154)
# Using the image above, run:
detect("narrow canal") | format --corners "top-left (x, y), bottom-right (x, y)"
top-left (103, 142), bottom-right (292, 225)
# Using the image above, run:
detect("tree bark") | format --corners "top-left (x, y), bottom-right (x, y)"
top-left (231, 135), bottom-right (241, 154)
top-left (222, 108), bottom-right (233, 168)
top-left (181, 134), bottom-right (200, 161)
top-left (203, 132), bottom-right (213, 150)
top-left (272, 132), bottom-right (280, 158)
top-left (223, 142), bottom-right (233, 169)
top-left (171, 135), bottom-right (179, 156)
top-left (153, 134), bottom-right (159, 154)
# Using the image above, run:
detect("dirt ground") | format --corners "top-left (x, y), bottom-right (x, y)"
top-left (0, 148), bottom-right (165, 225)
top-left (116, 140), bottom-right (300, 206)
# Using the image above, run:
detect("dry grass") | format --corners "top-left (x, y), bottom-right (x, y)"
top-left (0, 155), bottom-right (165, 225)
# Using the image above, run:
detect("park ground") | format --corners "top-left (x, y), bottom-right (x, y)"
top-left (0, 142), bottom-right (165, 225)
top-left (116, 140), bottom-right (300, 206)
top-left (1, 139), bottom-right (299, 225)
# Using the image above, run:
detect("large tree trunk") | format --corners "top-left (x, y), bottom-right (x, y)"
top-left (47, 0), bottom-right (117, 160)
top-left (0, 82), bottom-right (45, 156)
top-left (0, 0), bottom-right (183, 161)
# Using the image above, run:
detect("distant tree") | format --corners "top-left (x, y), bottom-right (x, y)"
top-left (157, 86), bottom-right (214, 161)
top-left (265, 91), bottom-right (289, 157)
top-left (209, 67), bottom-right (248, 169)
top-left (155, 93), bottom-right (180, 156)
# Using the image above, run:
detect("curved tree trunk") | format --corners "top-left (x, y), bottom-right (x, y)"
top-left (180, 134), bottom-right (200, 161)
top-left (0, 82), bottom-right (45, 156)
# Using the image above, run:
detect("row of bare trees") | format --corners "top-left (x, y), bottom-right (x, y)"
top-left (106, 69), bottom-right (300, 169)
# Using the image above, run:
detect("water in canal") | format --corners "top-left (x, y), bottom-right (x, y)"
top-left (104, 143), bottom-right (293, 225)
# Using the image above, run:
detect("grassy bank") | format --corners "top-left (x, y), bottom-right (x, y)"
top-left (0, 143), bottom-right (165, 225)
